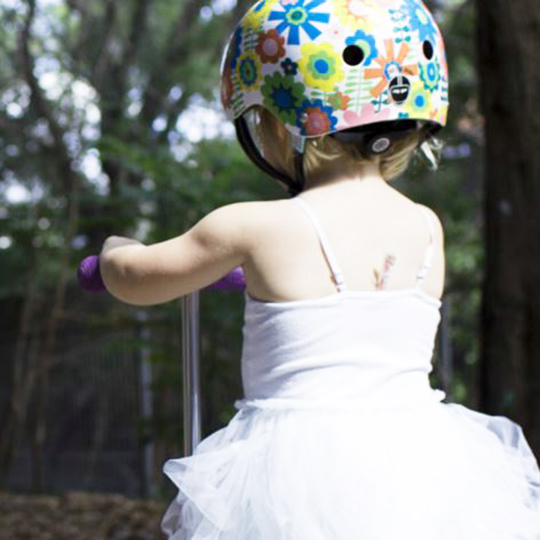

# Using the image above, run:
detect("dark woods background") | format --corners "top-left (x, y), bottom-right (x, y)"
top-left (0, 0), bottom-right (538, 503)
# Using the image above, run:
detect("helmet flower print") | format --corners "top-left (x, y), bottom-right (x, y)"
top-left (298, 42), bottom-right (345, 93)
top-left (256, 30), bottom-right (286, 63)
top-left (333, 0), bottom-right (395, 31)
top-left (267, 0), bottom-right (330, 45)
top-left (221, 0), bottom-right (449, 138)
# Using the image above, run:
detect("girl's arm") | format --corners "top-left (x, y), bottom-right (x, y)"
top-left (99, 204), bottom-right (248, 306)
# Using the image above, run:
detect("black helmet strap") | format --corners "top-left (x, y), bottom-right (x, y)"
top-left (235, 116), bottom-right (439, 195)
top-left (234, 117), bottom-right (303, 196)
top-left (331, 120), bottom-right (438, 156)
top-left (293, 150), bottom-right (305, 194)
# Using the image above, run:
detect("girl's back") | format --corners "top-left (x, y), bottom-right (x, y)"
top-left (160, 187), bottom-right (540, 539)
top-left (95, 0), bottom-right (540, 533)
top-left (242, 179), bottom-right (444, 304)
top-left (152, 181), bottom-right (539, 540)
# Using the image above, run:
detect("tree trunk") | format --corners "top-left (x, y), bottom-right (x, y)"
top-left (476, 0), bottom-right (540, 457)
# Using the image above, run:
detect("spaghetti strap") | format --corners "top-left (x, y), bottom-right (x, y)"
top-left (415, 205), bottom-right (436, 289)
top-left (291, 197), bottom-right (346, 292)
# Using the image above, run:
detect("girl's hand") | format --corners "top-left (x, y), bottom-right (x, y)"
top-left (100, 236), bottom-right (143, 257)
top-left (99, 236), bottom-right (146, 299)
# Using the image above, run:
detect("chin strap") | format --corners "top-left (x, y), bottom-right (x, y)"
top-left (236, 116), bottom-right (440, 194)
top-left (293, 150), bottom-right (305, 194)
top-left (234, 117), bottom-right (303, 196)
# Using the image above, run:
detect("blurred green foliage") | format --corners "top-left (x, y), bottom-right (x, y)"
top-left (0, 0), bottom-right (483, 496)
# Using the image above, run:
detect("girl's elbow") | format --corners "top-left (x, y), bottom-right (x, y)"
top-left (100, 252), bottom-right (143, 303)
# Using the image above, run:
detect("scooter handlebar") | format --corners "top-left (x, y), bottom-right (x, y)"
top-left (77, 256), bottom-right (246, 293)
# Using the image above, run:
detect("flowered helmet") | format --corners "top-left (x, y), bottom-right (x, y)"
top-left (220, 0), bottom-right (449, 192)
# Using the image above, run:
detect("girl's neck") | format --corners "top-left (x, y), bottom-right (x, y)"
top-left (302, 161), bottom-right (391, 194)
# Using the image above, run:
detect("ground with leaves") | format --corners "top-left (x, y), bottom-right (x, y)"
top-left (0, 492), bottom-right (169, 540)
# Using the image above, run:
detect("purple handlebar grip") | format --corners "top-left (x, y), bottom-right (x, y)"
top-left (206, 267), bottom-right (246, 291)
top-left (78, 256), bottom-right (245, 293)
top-left (78, 255), bottom-right (106, 292)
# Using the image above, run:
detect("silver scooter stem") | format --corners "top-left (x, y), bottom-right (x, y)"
top-left (181, 292), bottom-right (202, 456)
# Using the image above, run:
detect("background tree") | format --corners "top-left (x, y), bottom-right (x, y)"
top-left (476, 0), bottom-right (540, 456)
top-left (0, 0), bottom-right (257, 492)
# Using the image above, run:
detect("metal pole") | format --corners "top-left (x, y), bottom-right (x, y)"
top-left (439, 294), bottom-right (453, 400)
top-left (136, 310), bottom-right (156, 498)
top-left (181, 292), bottom-right (201, 456)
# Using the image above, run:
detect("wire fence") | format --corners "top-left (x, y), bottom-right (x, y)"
top-left (0, 321), bottom-right (183, 499)
top-left (0, 289), bottom-right (477, 499)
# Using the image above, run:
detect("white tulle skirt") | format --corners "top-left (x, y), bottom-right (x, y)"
top-left (160, 400), bottom-right (540, 539)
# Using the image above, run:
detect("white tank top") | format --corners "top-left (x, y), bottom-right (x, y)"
top-left (236, 196), bottom-right (445, 412)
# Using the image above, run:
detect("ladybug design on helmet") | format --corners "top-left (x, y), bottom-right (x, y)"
top-left (220, 0), bottom-right (449, 190)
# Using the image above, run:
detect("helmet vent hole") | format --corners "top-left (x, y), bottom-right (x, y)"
top-left (342, 45), bottom-right (365, 66)
top-left (423, 40), bottom-right (434, 60)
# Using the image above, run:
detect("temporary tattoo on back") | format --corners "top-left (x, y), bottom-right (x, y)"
top-left (374, 254), bottom-right (396, 290)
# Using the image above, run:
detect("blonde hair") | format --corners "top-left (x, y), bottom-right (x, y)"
top-left (251, 107), bottom-right (444, 186)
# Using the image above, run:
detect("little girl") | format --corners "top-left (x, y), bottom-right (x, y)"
top-left (100, 0), bottom-right (540, 537)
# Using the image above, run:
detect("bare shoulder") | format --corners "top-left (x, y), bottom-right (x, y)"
top-left (201, 199), bottom-right (289, 228)
top-left (415, 203), bottom-right (445, 246)
top-left (194, 199), bottom-right (289, 248)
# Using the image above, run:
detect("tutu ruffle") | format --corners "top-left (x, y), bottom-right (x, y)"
top-left (161, 400), bottom-right (540, 539)
top-left (162, 198), bottom-right (540, 538)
